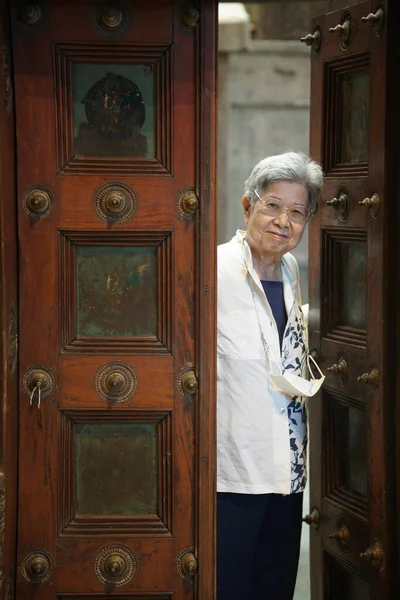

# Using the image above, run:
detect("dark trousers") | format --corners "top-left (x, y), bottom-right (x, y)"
top-left (217, 491), bottom-right (303, 600)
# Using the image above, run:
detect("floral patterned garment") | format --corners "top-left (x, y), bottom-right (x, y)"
top-left (282, 309), bottom-right (308, 493)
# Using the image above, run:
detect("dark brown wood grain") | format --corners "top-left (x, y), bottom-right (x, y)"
top-left (0, 0), bottom-right (18, 597)
top-left (195, 1), bottom-right (217, 598)
top-left (309, 0), bottom-right (400, 598)
top-left (8, 0), bottom-right (217, 597)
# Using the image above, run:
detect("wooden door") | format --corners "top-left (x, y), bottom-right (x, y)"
top-left (11, 1), bottom-right (216, 598)
top-left (307, 1), bottom-right (400, 598)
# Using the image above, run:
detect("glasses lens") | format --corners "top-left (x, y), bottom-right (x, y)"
top-left (263, 200), bottom-right (282, 217)
top-left (288, 205), bottom-right (309, 224)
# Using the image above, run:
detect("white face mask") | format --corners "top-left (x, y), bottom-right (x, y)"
top-left (270, 354), bottom-right (325, 398)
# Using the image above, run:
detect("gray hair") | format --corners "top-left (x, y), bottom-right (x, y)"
top-left (244, 151), bottom-right (323, 211)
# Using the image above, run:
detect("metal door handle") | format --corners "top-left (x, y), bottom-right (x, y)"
top-left (361, 7), bottom-right (384, 33)
top-left (302, 507), bottom-right (320, 530)
top-left (22, 366), bottom-right (56, 406)
top-left (21, 550), bottom-right (53, 584)
top-left (328, 524), bottom-right (350, 548)
top-left (300, 29), bottom-right (321, 54)
top-left (360, 541), bottom-right (384, 570)
top-left (357, 367), bottom-right (380, 387)
top-left (359, 193), bottom-right (381, 217)
top-left (327, 358), bottom-right (348, 377)
top-left (329, 21), bottom-right (351, 42)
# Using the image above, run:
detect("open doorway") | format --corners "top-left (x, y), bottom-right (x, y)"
top-left (217, 3), bottom-right (353, 598)
top-left (218, 5), bottom-right (314, 597)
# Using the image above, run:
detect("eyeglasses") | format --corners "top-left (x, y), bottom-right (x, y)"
top-left (254, 189), bottom-right (310, 224)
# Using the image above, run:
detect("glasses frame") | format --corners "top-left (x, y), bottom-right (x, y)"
top-left (253, 188), bottom-right (311, 225)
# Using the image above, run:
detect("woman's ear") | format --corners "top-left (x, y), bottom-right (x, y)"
top-left (242, 195), bottom-right (252, 224)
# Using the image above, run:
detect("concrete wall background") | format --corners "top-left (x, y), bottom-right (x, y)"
top-left (218, 8), bottom-right (311, 301)
top-left (245, 0), bottom-right (361, 40)
top-left (218, 1), bottom-right (363, 301)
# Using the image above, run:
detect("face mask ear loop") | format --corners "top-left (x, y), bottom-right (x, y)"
top-left (307, 353), bottom-right (324, 381)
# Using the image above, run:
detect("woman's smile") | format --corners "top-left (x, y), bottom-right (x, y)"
top-left (267, 230), bottom-right (288, 240)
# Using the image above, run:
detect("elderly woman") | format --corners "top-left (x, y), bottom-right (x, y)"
top-left (217, 151), bottom-right (324, 600)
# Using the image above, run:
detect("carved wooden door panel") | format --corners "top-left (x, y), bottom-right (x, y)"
top-left (12, 1), bottom-right (216, 598)
top-left (307, 1), bottom-right (399, 598)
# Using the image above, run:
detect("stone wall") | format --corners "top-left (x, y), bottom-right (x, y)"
top-left (245, 0), bottom-right (362, 40)
top-left (218, 9), bottom-right (311, 300)
top-left (218, 1), bottom-right (363, 300)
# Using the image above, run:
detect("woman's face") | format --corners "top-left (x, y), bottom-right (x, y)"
top-left (242, 181), bottom-right (309, 260)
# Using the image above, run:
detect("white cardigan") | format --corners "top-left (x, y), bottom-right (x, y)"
top-left (217, 231), bottom-right (308, 495)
